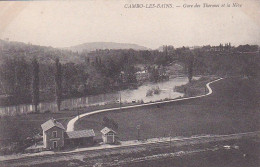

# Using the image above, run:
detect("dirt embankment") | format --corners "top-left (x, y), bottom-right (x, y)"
top-left (1, 132), bottom-right (259, 167)
top-left (174, 76), bottom-right (218, 97)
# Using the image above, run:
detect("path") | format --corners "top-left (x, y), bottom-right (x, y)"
top-left (66, 78), bottom-right (223, 132)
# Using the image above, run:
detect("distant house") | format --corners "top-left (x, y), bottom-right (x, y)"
top-left (101, 127), bottom-right (117, 144)
top-left (41, 119), bottom-right (95, 150)
top-left (41, 118), bottom-right (65, 150)
top-left (64, 129), bottom-right (95, 147)
top-left (136, 70), bottom-right (149, 82)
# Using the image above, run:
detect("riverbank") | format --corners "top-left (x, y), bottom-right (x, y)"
top-left (0, 76), bottom-right (188, 116)
top-left (68, 77), bottom-right (222, 132)
top-left (75, 77), bottom-right (259, 141)
top-left (174, 76), bottom-right (218, 97)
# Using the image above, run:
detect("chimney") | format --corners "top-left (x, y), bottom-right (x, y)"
top-left (51, 117), bottom-right (56, 123)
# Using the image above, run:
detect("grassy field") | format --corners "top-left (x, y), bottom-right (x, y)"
top-left (0, 77), bottom-right (259, 155)
top-left (124, 143), bottom-right (259, 167)
top-left (75, 77), bottom-right (260, 141)
top-left (0, 97), bottom-right (153, 146)
top-left (174, 76), bottom-right (215, 97)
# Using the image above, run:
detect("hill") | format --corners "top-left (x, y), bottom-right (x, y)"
top-left (0, 40), bottom-right (150, 64)
top-left (0, 39), bottom-right (85, 64)
top-left (63, 42), bottom-right (149, 53)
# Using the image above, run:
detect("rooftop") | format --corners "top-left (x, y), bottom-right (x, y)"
top-left (41, 118), bottom-right (65, 131)
top-left (100, 127), bottom-right (116, 135)
top-left (65, 129), bottom-right (95, 139)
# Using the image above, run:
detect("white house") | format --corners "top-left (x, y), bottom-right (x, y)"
top-left (101, 127), bottom-right (117, 144)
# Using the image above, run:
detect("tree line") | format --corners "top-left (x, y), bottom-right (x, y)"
top-left (0, 42), bottom-right (259, 109)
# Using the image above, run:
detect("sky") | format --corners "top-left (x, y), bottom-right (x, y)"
top-left (0, 0), bottom-right (259, 49)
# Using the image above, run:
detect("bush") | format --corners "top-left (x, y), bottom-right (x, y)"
top-left (146, 89), bottom-right (153, 96)
top-left (0, 142), bottom-right (29, 155)
top-left (44, 110), bottom-right (51, 114)
top-left (153, 86), bottom-right (161, 94)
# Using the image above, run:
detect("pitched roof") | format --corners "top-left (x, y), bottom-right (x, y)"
top-left (41, 118), bottom-right (65, 131)
top-left (65, 129), bottom-right (95, 139)
top-left (100, 127), bottom-right (116, 135)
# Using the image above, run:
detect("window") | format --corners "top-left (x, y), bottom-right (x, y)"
top-left (52, 131), bottom-right (57, 138)
top-left (107, 133), bottom-right (114, 136)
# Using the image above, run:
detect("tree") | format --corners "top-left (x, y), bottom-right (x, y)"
top-left (149, 67), bottom-right (160, 82)
top-left (102, 116), bottom-right (118, 130)
top-left (55, 58), bottom-right (62, 111)
top-left (99, 57), bottom-right (102, 65)
top-left (32, 58), bottom-right (39, 112)
top-left (124, 65), bottom-right (137, 84)
top-left (187, 53), bottom-right (194, 83)
top-left (243, 58), bottom-right (259, 79)
top-left (95, 57), bottom-right (99, 65)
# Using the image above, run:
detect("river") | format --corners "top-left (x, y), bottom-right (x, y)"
top-left (0, 77), bottom-right (194, 116)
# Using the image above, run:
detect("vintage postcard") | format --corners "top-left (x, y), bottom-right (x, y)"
top-left (0, 0), bottom-right (259, 166)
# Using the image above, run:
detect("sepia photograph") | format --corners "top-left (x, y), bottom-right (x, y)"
top-left (0, 0), bottom-right (259, 166)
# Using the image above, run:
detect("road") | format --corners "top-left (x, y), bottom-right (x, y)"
top-left (66, 78), bottom-right (223, 131)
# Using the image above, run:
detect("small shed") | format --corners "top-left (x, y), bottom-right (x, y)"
top-left (64, 129), bottom-right (95, 147)
top-left (101, 127), bottom-right (117, 144)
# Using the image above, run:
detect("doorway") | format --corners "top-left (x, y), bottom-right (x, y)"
top-left (53, 141), bottom-right (57, 149)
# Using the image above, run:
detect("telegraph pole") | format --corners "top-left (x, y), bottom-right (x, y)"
top-left (137, 125), bottom-right (140, 140)
top-left (119, 73), bottom-right (123, 110)
top-left (169, 132), bottom-right (172, 148)
top-left (119, 91), bottom-right (122, 109)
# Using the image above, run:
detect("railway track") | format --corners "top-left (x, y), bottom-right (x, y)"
top-left (1, 131), bottom-right (259, 166)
